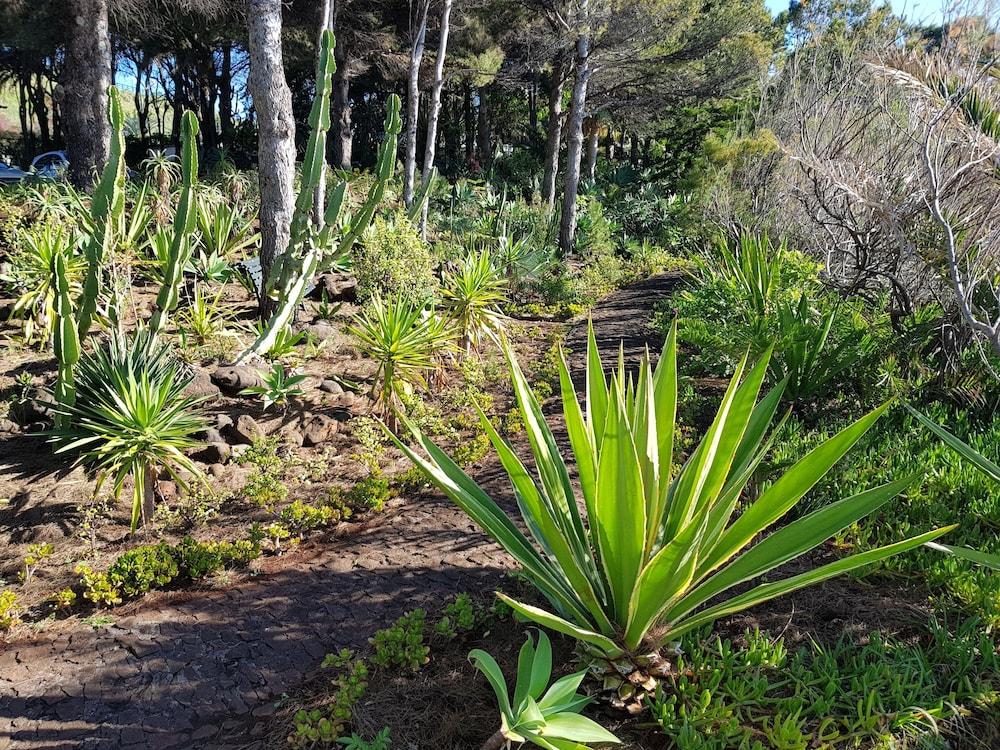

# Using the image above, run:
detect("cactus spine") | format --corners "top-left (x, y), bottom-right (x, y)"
top-left (239, 31), bottom-right (402, 362)
top-left (149, 111), bottom-right (200, 340)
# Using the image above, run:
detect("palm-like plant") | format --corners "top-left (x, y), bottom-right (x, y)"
top-left (176, 282), bottom-right (235, 345)
top-left (471, 630), bottom-right (620, 750)
top-left (142, 149), bottom-right (181, 197)
top-left (241, 362), bottom-right (307, 410)
top-left (442, 249), bottom-right (508, 353)
top-left (349, 294), bottom-right (452, 422)
top-left (6, 223), bottom-right (84, 346)
top-left (48, 330), bottom-right (208, 531)
top-left (391, 323), bottom-right (952, 699)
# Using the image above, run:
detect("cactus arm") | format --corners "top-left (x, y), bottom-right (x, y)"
top-left (407, 166), bottom-right (438, 222)
top-left (77, 86), bottom-right (126, 342)
top-left (52, 253), bottom-right (80, 428)
top-left (149, 111), bottom-right (200, 339)
top-left (338, 93), bottom-right (402, 257)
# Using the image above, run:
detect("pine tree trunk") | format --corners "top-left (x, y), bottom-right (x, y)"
top-left (64, 0), bottom-right (112, 190)
top-left (331, 12), bottom-right (353, 170)
top-left (248, 0), bottom-right (297, 317)
top-left (419, 0), bottom-right (453, 235)
top-left (542, 54), bottom-right (566, 209)
top-left (584, 116), bottom-right (599, 183)
top-left (463, 83), bottom-right (475, 163)
top-left (220, 43), bottom-right (234, 146)
top-left (558, 1), bottom-right (592, 256)
top-left (476, 87), bottom-right (491, 166)
top-left (403, 0), bottom-right (430, 207)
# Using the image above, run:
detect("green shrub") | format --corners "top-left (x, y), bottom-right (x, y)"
top-left (74, 565), bottom-right (122, 607)
top-left (648, 621), bottom-right (999, 749)
top-left (280, 499), bottom-right (342, 531)
top-left (107, 542), bottom-right (180, 597)
top-left (434, 593), bottom-right (476, 639)
top-left (289, 651), bottom-right (370, 747)
top-left (355, 213), bottom-right (438, 305)
top-left (0, 589), bottom-right (21, 630)
top-left (370, 609), bottom-right (429, 671)
top-left (343, 472), bottom-right (392, 513)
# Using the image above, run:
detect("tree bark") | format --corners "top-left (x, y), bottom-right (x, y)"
top-left (331, 6), bottom-right (353, 170)
top-left (64, 0), bottom-right (112, 190)
top-left (558, 0), bottom-right (592, 256)
top-left (248, 0), bottom-right (297, 317)
top-left (220, 43), bottom-right (234, 146)
top-left (463, 82), bottom-right (475, 163)
top-left (542, 54), bottom-right (566, 209)
top-left (583, 116), bottom-right (599, 183)
top-left (419, 0), bottom-right (453, 235)
top-left (403, 0), bottom-right (430, 207)
top-left (476, 87), bottom-right (491, 166)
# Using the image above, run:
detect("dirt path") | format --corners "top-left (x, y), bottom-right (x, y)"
top-left (0, 275), bottom-right (681, 750)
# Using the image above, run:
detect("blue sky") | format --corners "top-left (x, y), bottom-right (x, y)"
top-left (764, 0), bottom-right (947, 23)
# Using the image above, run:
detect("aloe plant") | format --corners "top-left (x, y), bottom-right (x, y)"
top-left (391, 322), bottom-right (953, 679)
top-left (239, 30), bottom-right (402, 362)
top-left (471, 630), bottom-right (620, 750)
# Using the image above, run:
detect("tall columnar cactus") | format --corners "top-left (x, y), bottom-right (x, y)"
top-left (239, 30), bottom-right (403, 362)
top-left (77, 87), bottom-right (127, 343)
top-left (52, 253), bottom-right (80, 429)
top-left (149, 111), bottom-right (200, 340)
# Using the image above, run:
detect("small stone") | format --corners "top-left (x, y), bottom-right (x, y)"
top-left (319, 379), bottom-right (344, 395)
top-left (207, 463), bottom-right (226, 478)
top-left (311, 272), bottom-right (357, 302)
top-left (302, 414), bottom-right (338, 447)
top-left (211, 365), bottom-right (264, 396)
top-left (191, 442), bottom-right (231, 464)
top-left (278, 423), bottom-right (304, 448)
top-left (216, 414), bottom-right (234, 431)
top-left (230, 444), bottom-right (250, 460)
top-left (0, 418), bottom-right (20, 433)
top-left (228, 414), bottom-right (264, 445)
top-left (302, 322), bottom-right (337, 341)
top-left (183, 370), bottom-right (221, 400)
top-left (156, 480), bottom-right (179, 503)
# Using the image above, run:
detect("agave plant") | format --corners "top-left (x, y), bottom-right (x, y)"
top-left (48, 330), bottom-right (208, 531)
top-left (471, 630), bottom-right (620, 750)
top-left (348, 294), bottom-right (452, 422)
top-left (176, 282), bottom-right (236, 345)
top-left (441, 249), bottom-right (508, 353)
top-left (391, 322), bottom-right (952, 704)
top-left (5, 223), bottom-right (84, 346)
top-left (196, 198), bottom-right (259, 260)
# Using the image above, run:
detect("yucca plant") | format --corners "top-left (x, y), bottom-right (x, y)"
top-left (391, 322), bottom-right (952, 706)
top-left (471, 630), bottom-right (620, 750)
top-left (442, 248), bottom-right (508, 353)
top-left (48, 330), bottom-right (208, 531)
top-left (349, 294), bottom-right (452, 424)
top-left (5, 223), bottom-right (84, 346)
